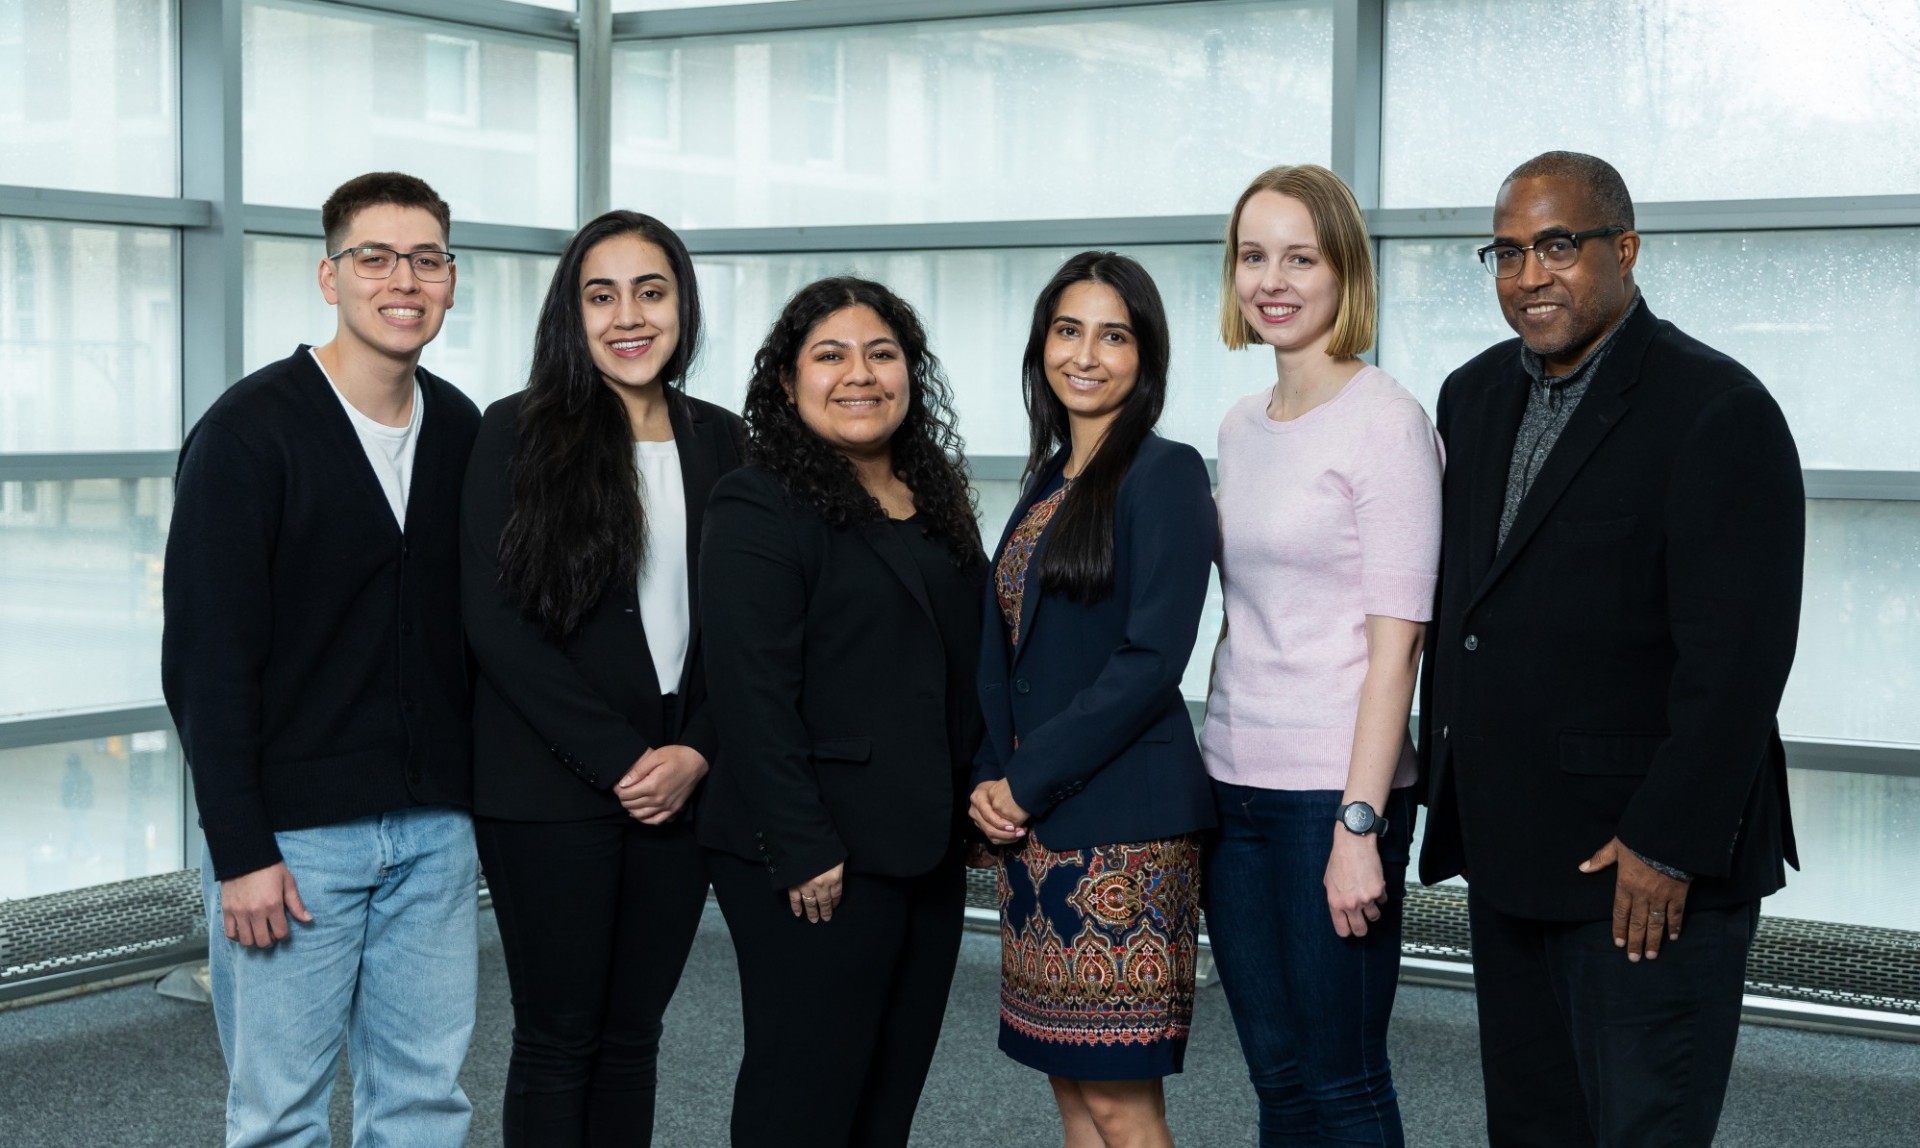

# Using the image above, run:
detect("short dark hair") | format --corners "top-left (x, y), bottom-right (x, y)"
top-left (321, 172), bottom-right (452, 252)
top-left (1502, 151), bottom-right (1635, 231)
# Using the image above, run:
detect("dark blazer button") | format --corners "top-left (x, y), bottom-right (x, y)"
top-left (1442, 725), bottom-right (1450, 739)
top-left (1015, 678), bottom-right (1030, 694)
top-left (587, 773), bottom-right (599, 785)
top-left (1464, 635), bottom-right (1479, 651)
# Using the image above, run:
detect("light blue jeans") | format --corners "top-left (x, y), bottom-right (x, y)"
top-left (201, 805), bottom-right (479, 1148)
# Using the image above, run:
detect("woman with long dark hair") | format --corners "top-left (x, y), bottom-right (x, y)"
top-left (970, 251), bottom-right (1217, 1147)
top-left (698, 277), bottom-right (984, 1148)
top-left (460, 209), bottom-right (743, 1145)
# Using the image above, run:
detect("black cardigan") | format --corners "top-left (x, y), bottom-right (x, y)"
top-left (461, 388), bottom-right (744, 821)
top-left (697, 467), bottom-right (985, 888)
top-left (162, 347), bottom-right (481, 880)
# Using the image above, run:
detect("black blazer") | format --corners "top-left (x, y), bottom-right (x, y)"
top-left (1418, 301), bottom-right (1804, 922)
top-left (973, 435), bottom-right (1218, 851)
top-left (462, 388), bottom-right (744, 822)
top-left (697, 467), bottom-right (985, 889)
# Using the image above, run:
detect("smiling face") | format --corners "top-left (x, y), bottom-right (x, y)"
top-left (786, 304), bottom-right (910, 461)
top-left (1492, 174), bottom-right (1640, 373)
top-left (1044, 280), bottom-right (1140, 436)
top-left (579, 233), bottom-right (682, 395)
top-left (317, 202), bottom-right (454, 362)
top-left (1233, 190), bottom-right (1343, 355)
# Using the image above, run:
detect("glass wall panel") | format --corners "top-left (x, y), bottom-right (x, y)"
top-left (1762, 770), bottom-right (1920, 933)
top-left (612, 1), bottom-right (1333, 228)
top-left (688, 244), bottom-right (1273, 457)
top-left (1784, 501), bottom-right (1920, 747)
top-left (0, 730), bottom-right (184, 899)
top-left (0, 478), bottom-right (169, 722)
top-left (244, 235), bottom-right (557, 412)
top-left (616, 1), bottom-right (798, 9)
top-left (1377, 229), bottom-right (1920, 471)
top-left (243, 1), bottom-right (578, 228)
top-left (0, 218), bottom-right (180, 452)
top-left (1381, 0), bottom-right (1920, 207)
top-left (0, 0), bottom-right (177, 196)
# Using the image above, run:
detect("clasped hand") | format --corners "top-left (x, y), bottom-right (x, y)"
top-left (1580, 836), bottom-right (1689, 962)
top-left (967, 779), bottom-right (1030, 846)
top-left (614, 744), bottom-right (708, 824)
top-left (1325, 830), bottom-right (1388, 938)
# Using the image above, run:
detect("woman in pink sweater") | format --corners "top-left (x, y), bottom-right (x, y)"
top-left (1201, 164), bottom-right (1442, 1147)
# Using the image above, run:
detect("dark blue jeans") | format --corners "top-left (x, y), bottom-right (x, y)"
top-left (1204, 782), bottom-right (1416, 1147)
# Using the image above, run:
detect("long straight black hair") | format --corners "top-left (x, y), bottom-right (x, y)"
top-left (496, 210), bottom-right (703, 640)
top-left (1021, 251), bottom-right (1171, 601)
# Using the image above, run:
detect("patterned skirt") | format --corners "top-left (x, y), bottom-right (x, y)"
top-left (997, 832), bottom-right (1202, 1079)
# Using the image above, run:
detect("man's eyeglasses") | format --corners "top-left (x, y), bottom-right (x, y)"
top-left (1476, 227), bottom-right (1625, 279)
top-left (328, 246), bottom-right (456, 283)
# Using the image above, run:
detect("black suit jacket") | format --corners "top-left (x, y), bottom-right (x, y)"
top-left (697, 467), bottom-right (985, 889)
top-left (1418, 301), bottom-right (1804, 922)
top-left (973, 435), bottom-right (1218, 851)
top-left (462, 388), bottom-right (744, 822)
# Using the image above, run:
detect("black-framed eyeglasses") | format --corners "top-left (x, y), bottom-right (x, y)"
top-left (327, 245), bottom-right (456, 282)
top-left (1476, 227), bottom-right (1626, 279)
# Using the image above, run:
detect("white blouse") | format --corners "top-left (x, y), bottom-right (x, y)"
top-left (634, 439), bottom-right (689, 694)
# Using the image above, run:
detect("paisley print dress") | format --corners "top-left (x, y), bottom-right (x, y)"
top-left (993, 474), bottom-right (1203, 1079)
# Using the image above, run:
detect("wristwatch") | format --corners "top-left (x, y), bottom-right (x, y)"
top-left (1336, 800), bottom-right (1387, 837)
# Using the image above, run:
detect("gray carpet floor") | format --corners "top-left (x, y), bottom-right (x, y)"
top-left (2, 904), bottom-right (1915, 1146)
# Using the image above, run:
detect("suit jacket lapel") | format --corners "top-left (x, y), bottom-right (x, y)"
top-left (1465, 361), bottom-right (1530, 596)
top-left (1009, 452), bottom-right (1069, 670)
top-left (864, 520), bottom-right (938, 630)
top-left (668, 392), bottom-right (717, 696)
top-left (1468, 304), bottom-right (1656, 611)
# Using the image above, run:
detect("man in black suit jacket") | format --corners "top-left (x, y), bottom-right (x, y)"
top-left (1419, 152), bottom-right (1804, 1147)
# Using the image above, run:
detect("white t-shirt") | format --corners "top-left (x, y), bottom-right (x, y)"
top-left (634, 439), bottom-right (689, 694)
top-left (311, 349), bottom-right (423, 528)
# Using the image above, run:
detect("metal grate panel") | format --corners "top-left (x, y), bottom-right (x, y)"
top-left (967, 867), bottom-right (1920, 1018)
top-left (1, 871), bottom-right (207, 995)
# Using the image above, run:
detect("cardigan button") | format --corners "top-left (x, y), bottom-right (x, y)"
top-left (1464, 634), bottom-right (1479, 651)
top-left (1015, 678), bottom-right (1030, 694)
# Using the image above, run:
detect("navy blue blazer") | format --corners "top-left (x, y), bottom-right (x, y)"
top-left (974, 434), bottom-right (1218, 851)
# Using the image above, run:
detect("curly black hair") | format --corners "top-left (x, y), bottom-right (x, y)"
top-left (741, 276), bottom-right (982, 568)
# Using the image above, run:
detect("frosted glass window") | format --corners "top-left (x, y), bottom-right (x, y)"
top-left (0, 219), bottom-right (180, 452)
top-left (1377, 230), bottom-right (1920, 471)
top-left (0, 730), bottom-right (184, 900)
top-left (611, 1), bottom-right (1333, 228)
top-left (616, 1), bottom-right (799, 10)
top-left (1762, 771), bottom-right (1920, 934)
top-left (0, 0), bottom-right (177, 196)
top-left (686, 245), bottom-right (1275, 457)
top-left (243, 1), bottom-right (577, 228)
top-left (0, 479), bottom-right (169, 722)
top-left (1381, 0), bottom-right (1920, 207)
top-left (1782, 501), bottom-right (1920, 747)
top-left (243, 235), bottom-right (557, 412)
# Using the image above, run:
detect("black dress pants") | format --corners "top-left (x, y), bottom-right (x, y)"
top-left (708, 848), bottom-right (965, 1148)
top-left (1467, 889), bottom-right (1758, 1148)
top-left (476, 814), bottom-right (709, 1147)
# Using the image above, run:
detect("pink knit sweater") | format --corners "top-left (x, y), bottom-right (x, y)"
top-left (1201, 366), bottom-right (1444, 792)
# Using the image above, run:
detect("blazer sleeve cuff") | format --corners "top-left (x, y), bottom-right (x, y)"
top-left (766, 838), bottom-right (849, 892)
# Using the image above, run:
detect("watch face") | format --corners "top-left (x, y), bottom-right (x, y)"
top-left (1343, 804), bottom-right (1373, 832)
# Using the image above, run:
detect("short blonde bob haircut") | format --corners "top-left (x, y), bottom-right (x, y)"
top-left (1219, 164), bottom-right (1377, 357)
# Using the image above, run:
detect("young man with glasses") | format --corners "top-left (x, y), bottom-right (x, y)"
top-left (163, 171), bottom-right (482, 1147)
top-left (1417, 151), bottom-right (1804, 1147)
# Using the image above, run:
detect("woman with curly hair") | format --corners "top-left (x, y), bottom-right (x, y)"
top-left (461, 209), bottom-right (744, 1144)
top-left (697, 276), bottom-right (985, 1148)
top-left (970, 251), bottom-right (1217, 1148)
